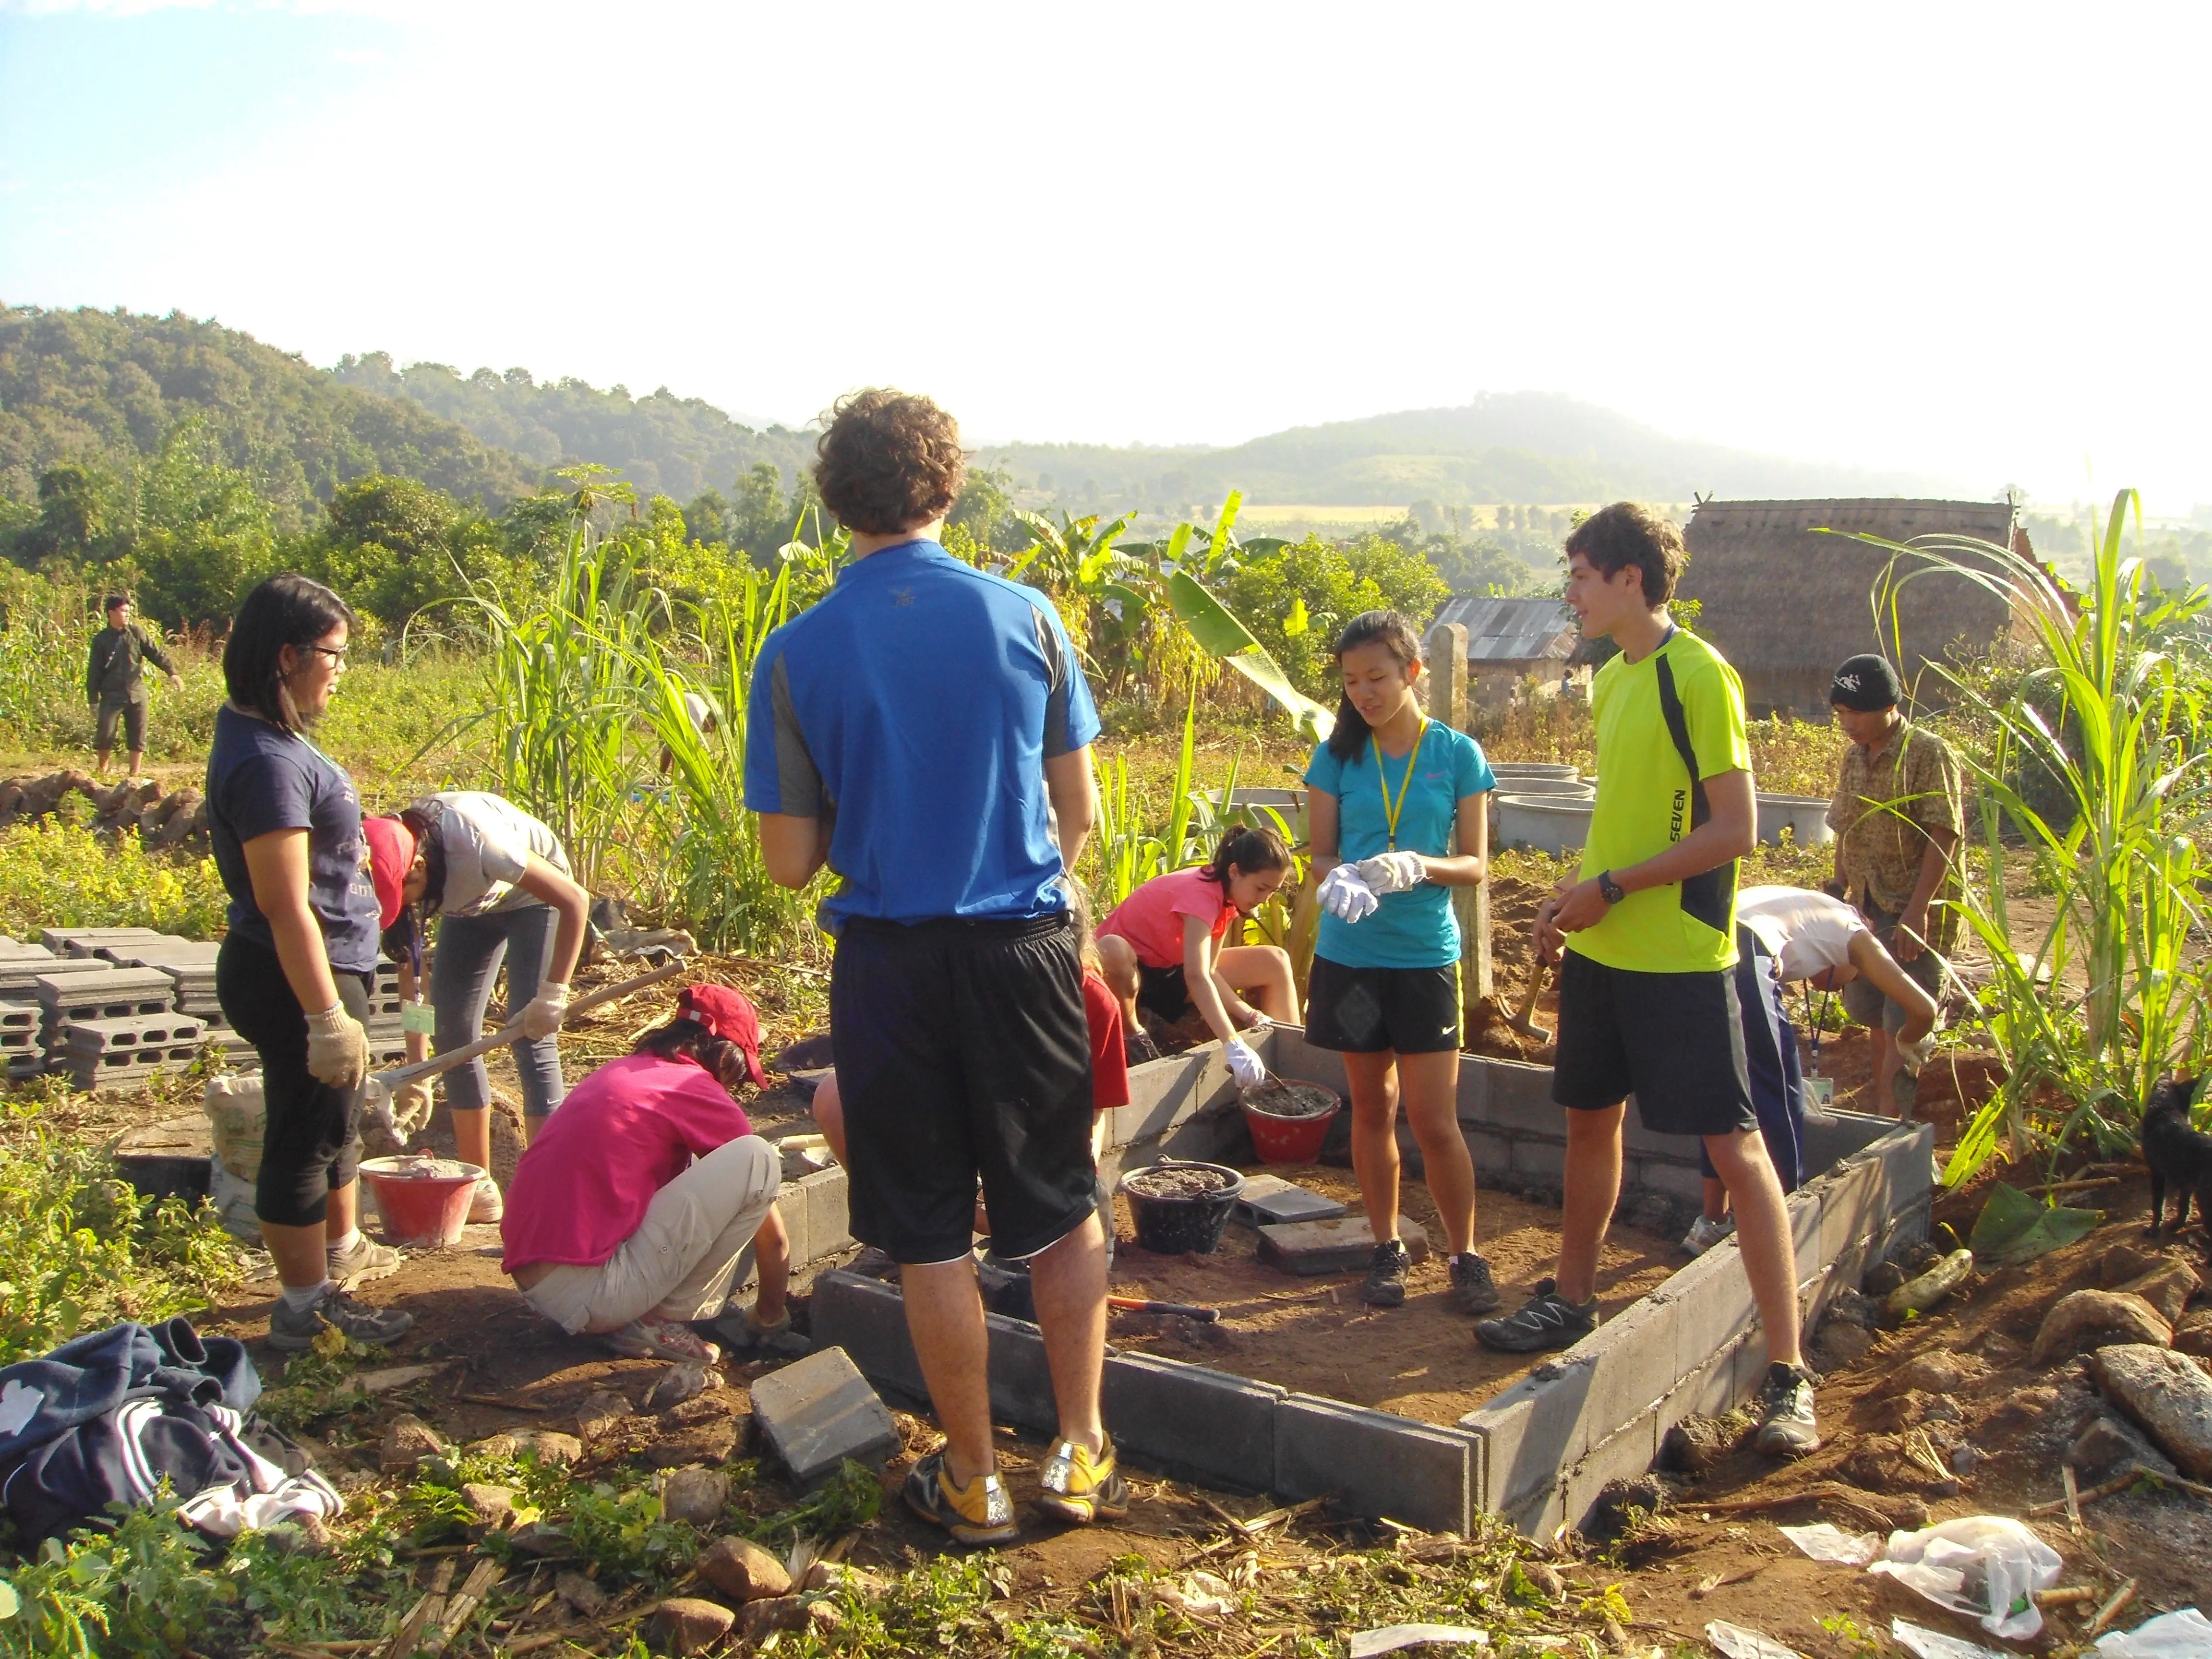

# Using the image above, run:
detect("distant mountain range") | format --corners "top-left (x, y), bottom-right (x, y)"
top-left (0, 305), bottom-right (1966, 524)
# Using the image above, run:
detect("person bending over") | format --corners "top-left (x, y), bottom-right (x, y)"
top-left (1095, 826), bottom-right (1297, 1076)
top-left (501, 985), bottom-right (792, 1364)
top-left (1303, 609), bottom-right (1498, 1315)
top-left (1481, 503), bottom-right (1819, 1461)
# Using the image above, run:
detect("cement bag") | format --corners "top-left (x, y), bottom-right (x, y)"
top-left (204, 1071), bottom-right (265, 1181)
top-left (1868, 1516), bottom-right (2063, 1640)
top-left (207, 1159), bottom-right (261, 1243)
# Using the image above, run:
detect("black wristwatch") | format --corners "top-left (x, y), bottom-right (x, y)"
top-left (1597, 869), bottom-right (1625, 905)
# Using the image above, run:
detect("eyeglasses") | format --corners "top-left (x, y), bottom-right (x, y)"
top-left (305, 645), bottom-right (349, 666)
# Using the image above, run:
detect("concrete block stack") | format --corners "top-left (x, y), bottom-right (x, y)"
top-left (109, 941), bottom-right (246, 1062)
top-left (42, 926), bottom-right (175, 959)
top-left (60, 1013), bottom-right (207, 1092)
top-left (0, 933), bottom-right (236, 1087)
top-left (365, 960), bottom-right (406, 1065)
top-left (33, 965), bottom-right (179, 1086)
top-left (0, 997), bottom-right (40, 1080)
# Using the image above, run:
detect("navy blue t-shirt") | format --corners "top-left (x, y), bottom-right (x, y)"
top-left (204, 705), bottom-right (380, 973)
top-left (743, 540), bottom-right (1101, 930)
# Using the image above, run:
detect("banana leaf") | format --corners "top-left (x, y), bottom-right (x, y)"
top-left (1968, 1180), bottom-right (2102, 1266)
top-left (1166, 570), bottom-right (1335, 742)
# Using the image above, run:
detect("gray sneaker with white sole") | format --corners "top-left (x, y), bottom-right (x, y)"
top-left (268, 1286), bottom-right (414, 1350)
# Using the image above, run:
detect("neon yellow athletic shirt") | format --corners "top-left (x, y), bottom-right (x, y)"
top-left (1568, 627), bottom-right (1751, 974)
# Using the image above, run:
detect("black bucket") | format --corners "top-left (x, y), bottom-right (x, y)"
top-left (1118, 1160), bottom-right (1247, 1254)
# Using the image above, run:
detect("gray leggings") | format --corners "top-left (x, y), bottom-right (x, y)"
top-left (433, 902), bottom-right (565, 1119)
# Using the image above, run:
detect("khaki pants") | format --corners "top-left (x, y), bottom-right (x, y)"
top-left (519, 1137), bottom-right (780, 1334)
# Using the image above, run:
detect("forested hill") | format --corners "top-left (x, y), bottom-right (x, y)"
top-left (980, 393), bottom-right (1958, 513)
top-left (0, 306), bottom-right (540, 527)
top-left (330, 355), bottom-right (819, 506)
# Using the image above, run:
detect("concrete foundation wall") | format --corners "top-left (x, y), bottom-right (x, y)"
top-left (776, 1025), bottom-right (1932, 1537)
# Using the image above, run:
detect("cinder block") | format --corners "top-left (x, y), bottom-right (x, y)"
top-left (983, 1310), bottom-right (1058, 1435)
top-left (1233, 1176), bottom-right (1346, 1228)
top-left (1815, 1152), bottom-right (1886, 1267)
top-left (1461, 1359), bottom-right (1590, 1520)
top-left (44, 926), bottom-right (168, 956)
top-left (1257, 1215), bottom-right (1427, 1276)
top-left (1626, 1157), bottom-right (1706, 1203)
top-left (0, 957), bottom-right (112, 999)
top-left (1102, 1351), bottom-right (1281, 1493)
top-left (1562, 1404), bottom-right (1662, 1532)
top-left (800, 1166), bottom-right (852, 1260)
top-left (1568, 1291), bottom-right (1680, 1464)
top-left (34, 967), bottom-right (176, 1024)
top-left (0, 1000), bottom-right (36, 1032)
top-left (1508, 1137), bottom-right (1568, 1183)
top-left (772, 1192), bottom-right (807, 1274)
top-left (0, 938), bottom-right (55, 960)
top-left (0, 1029), bottom-right (33, 1054)
top-left (1799, 1104), bottom-right (1892, 1176)
top-left (1479, 1062), bottom-right (1559, 1136)
top-left (748, 1345), bottom-right (901, 1491)
top-left (1461, 1129), bottom-right (1514, 1182)
top-left (1788, 1184), bottom-right (1824, 1284)
top-left (808, 1270), bottom-right (927, 1401)
top-left (1663, 1236), bottom-right (1761, 1383)
top-left (1273, 1393), bottom-right (1478, 1535)
top-left (1659, 1329), bottom-right (1746, 1424)
top-left (64, 1014), bottom-right (205, 1055)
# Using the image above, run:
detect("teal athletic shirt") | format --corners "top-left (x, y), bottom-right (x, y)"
top-left (743, 540), bottom-right (1101, 932)
top-left (1303, 723), bottom-right (1495, 969)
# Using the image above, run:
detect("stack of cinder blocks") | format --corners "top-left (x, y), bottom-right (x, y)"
top-left (0, 930), bottom-right (228, 1089)
top-left (108, 940), bottom-right (245, 1062)
top-left (365, 960), bottom-right (405, 1065)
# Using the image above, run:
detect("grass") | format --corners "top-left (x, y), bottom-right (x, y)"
top-left (0, 819), bottom-right (228, 939)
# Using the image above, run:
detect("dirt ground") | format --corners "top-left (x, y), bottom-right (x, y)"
top-left (1106, 1164), bottom-right (1679, 1425)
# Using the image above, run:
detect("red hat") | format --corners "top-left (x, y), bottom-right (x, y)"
top-left (362, 816), bottom-right (418, 931)
top-left (676, 984), bottom-right (767, 1090)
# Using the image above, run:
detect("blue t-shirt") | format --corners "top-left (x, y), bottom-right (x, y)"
top-left (1303, 723), bottom-right (1495, 969)
top-left (743, 540), bottom-right (1102, 930)
top-left (204, 704), bottom-right (380, 974)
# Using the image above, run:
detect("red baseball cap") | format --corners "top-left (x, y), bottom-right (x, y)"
top-left (676, 984), bottom-right (767, 1090)
top-left (362, 816), bottom-right (418, 931)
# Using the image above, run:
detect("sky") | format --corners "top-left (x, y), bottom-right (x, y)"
top-left (2, 1), bottom-right (2209, 511)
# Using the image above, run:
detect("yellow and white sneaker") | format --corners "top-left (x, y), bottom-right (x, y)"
top-left (903, 1453), bottom-right (1017, 1546)
top-left (1034, 1432), bottom-right (1129, 1525)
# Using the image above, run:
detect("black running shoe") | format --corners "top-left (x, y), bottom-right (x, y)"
top-left (1473, 1277), bottom-right (1599, 1352)
top-left (1362, 1238), bottom-right (1410, 1307)
top-left (1754, 1361), bottom-right (1821, 1456)
top-left (1446, 1252), bottom-right (1502, 1315)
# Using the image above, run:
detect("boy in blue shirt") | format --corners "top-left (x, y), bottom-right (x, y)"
top-left (745, 390), bottom-right (1117, 1545)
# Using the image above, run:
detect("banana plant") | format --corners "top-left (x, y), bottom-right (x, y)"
top-left (1163, 496), bottom-right (1336, 743)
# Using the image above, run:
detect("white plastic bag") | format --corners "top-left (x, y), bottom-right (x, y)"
top-left (1779, 1522), bottom-right (1880, 1566)
top-left (2094, 1609), bottom-right (2212, 1659)
top-left (1867, 1516), bottom-right (2063, 1640)
top-left (1705, 1623), bottom-right (1806, 1659)
top-left (1890, 1618), bottom-right (2006, 1659)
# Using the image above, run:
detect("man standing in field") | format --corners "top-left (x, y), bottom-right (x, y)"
top-left (1479, 503), bottom-right (1818, 1458)
top-left (1825, 654), bottom-right (1961, 1118)
top-left (745, 389), bottom-right (1119, 1545)
top-left (85, 594), bottom-right (182, 781)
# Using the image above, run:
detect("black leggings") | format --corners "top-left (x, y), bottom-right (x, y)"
top-left (217, 935), bottom-right (371, 1228)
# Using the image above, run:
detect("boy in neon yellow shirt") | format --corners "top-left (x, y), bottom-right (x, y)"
top-left (1474, 503), bottom-right (1818, 1459)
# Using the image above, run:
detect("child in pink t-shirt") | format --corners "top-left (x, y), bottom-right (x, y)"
top-left (1095, 826), bottom-right (1299, 1086)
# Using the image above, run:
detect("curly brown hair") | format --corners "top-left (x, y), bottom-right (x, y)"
top-left (1562, 502), bottom-right (1685, 607)
top-left (813, 388), bottom-right (966, 535)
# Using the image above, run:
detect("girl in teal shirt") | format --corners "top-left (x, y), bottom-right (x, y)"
top-left (1303, 610), bottom-right (1498, 1315)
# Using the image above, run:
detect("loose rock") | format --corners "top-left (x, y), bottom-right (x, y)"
top-left (1524, 1562), bottom-right (1566, 1600)
top-left (555, 1571), bottom-right (608, 1616)
top-left (1659, 1414), bottom-right (1737, 1473)
top-left (696, 1534), bottom-right (792, 1602)
top-left (649, 1597), bottom-right (735, 1655)
top-left (2088, 1344), bottom-right (2212, 1478)
top-left (2032, 1290), bottom-right (2173, 1364)
top-left (2176, 1311), bottom-right (2212, 1360)
top-left (576, 1389), bottom-right (635, 1441)
top-left (2067, 1414), bottom-right (2176, 1482)
top-left (657, 1467), bottom-right (731, 1527)
top-left (515, 1429), bottom-right (584, 1467)
top-left (1864, 1261), bottom-right (1908, 1298)
top-left (2118, 1259), bottom-right (2202, 1326)
top-left (467, 1432), bottom-right (519, 1461)
top-left (1582, 1475), bottom-right (1669, 1542)
top-left (460, 1483), bottom-right (516, 1528)
top-left (664, 1390), bottom-right (745, 1429)
top-left (737, 1596), bottom-right (813, 1641)
top-left (379, 1413), bottom-right (448, 1475)
top-left (508, 1522), bottom-right (570, 1556)
top-left (2099, 1242), bottom-right (2168, 1287)
top-left (645, 1362), bottom-right (714, 1411)
top-left (1886, 1348), bottom-right (1987, 1396)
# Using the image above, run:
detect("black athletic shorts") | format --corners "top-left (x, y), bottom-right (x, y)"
top-left (1551, 949), bottom-right (1757, 1138)
top-left (1304, 955), bottom-right (1462, 1055)
top-left (96, 694), bottom-right (146, 754)
top-left (1135, 960), bottom-right (1193, 1022)
top-left (831, 912), bottom-right (1098, 1265)
top-left (217, 933), bottom-right (371, 1228)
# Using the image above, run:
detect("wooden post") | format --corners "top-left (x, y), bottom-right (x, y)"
top-left (1426, 623), bottom-right (1492, 1000)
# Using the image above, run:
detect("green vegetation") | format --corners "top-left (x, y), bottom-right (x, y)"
top-left (0, 1088), bottom-right (243, 1365)
top-left (0, 821), bottom-right (227, 940)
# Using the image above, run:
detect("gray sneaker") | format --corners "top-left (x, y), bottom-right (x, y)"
top-left (1754, 1362), bottom-right (1821, 1457)
top-left (1362, 1239), bottom-right (1411, 1307)
top-left (1446, 1252), bottom-right (1502, 1315)
top-left (1473, 1277), bottom-right (1599, 1352)
top-left (326, 1233), bottom-right (403, 1289)
top-left (268, 1286), bottom-right (414, 1350)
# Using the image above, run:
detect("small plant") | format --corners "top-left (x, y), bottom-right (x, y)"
top-left (252, 1321), bottom-right (375, 1431)
top-left (0, 1492), bottom-right (234, 1659)
top-left (0, 821), bottom-right (227, 941)
top-left (1821, 1611), bottom-right (1884, 1659)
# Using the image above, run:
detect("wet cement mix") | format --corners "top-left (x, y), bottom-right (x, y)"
top-left (1105, 1162), bottom-right (1681, 1426)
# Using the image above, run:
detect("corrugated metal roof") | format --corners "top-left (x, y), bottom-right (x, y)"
top-left (1432, 595), bottom-right (1578, 663)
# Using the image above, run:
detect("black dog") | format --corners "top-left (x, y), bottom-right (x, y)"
top-left (2141, 1076), bottom-right (2212, 1238)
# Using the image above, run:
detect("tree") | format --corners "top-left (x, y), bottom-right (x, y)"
top-left (728, 461), bottom-right (793, 565)
top-left (308, 473), bottom-right (507, 625)
top-left (1220, 533), bottom-right (1449, 699)
top-left (132, 418), bottom-right (277, 624)
top-left (13, 465), bottom-right (109, 567)
top-left (950, 467), bottom-right (1022, 552)
top-left (683, 487), bottom-right (732, 547)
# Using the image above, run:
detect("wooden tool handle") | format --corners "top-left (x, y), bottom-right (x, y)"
top-left (372, 959), bottom-right (690, 1090)
top-left (1108, 1296), bottom-right (1220, 1322)
top-left (1515, 958), bottom-right (1551, 1022)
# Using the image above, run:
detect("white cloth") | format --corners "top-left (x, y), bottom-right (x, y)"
top-left (518, 1136), bottom-right (780, 1334)
top-left (413, 792), bottom-right (571, 917)
top-left (1736, 885), bottom-right (1866, 984)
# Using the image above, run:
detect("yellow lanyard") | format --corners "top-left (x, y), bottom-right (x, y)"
top-left (1376, 719), bottom-right (1429, 851)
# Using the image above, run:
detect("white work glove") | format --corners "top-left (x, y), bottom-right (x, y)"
top-left (362, 1076), bottom-right (430, 1145)
top-left (1357, 851), bottom-right (1427, 895)
top-left (521, 981), bottom-right (570, 1040)
top-left (303, 1003), bottom-right (369, 1091)
top-left (1318, 863), bottom-right (1380, 924)
top-left (1223, 1036), bottom-right (1267, 1088)
top-left (1898, 1031), bottom-right (1938, 1077)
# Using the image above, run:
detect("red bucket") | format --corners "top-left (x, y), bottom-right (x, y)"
top-left (1238, 1081), bottom-right (1342, 1165)
top-left (359, 1155), bottom-right (483, 1250)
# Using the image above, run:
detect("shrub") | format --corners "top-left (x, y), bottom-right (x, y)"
top-left (0, 822), bottom-right (227, 940)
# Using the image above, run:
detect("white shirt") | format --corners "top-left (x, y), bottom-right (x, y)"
top-left (414, 792), bottom-right (570, 917)
top-left (1736, 886), bottom-right (1865, 984)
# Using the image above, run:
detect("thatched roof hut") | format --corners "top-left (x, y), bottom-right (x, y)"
top-left (1677, 498), bottom-right (2023, 718)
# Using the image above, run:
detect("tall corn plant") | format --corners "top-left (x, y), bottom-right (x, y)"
top-left (1840, 490), bottom-right (2212, 1183)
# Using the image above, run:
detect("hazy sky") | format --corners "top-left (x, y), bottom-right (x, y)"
top-left (3, 2), bottom-right (2208, 510)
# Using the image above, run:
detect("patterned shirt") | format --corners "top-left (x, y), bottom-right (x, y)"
top-left (1827, 721), bottom-right (1962, 950)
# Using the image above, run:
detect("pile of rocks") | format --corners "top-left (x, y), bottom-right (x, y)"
top-left (0, 770), bottom-right (208, 849)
